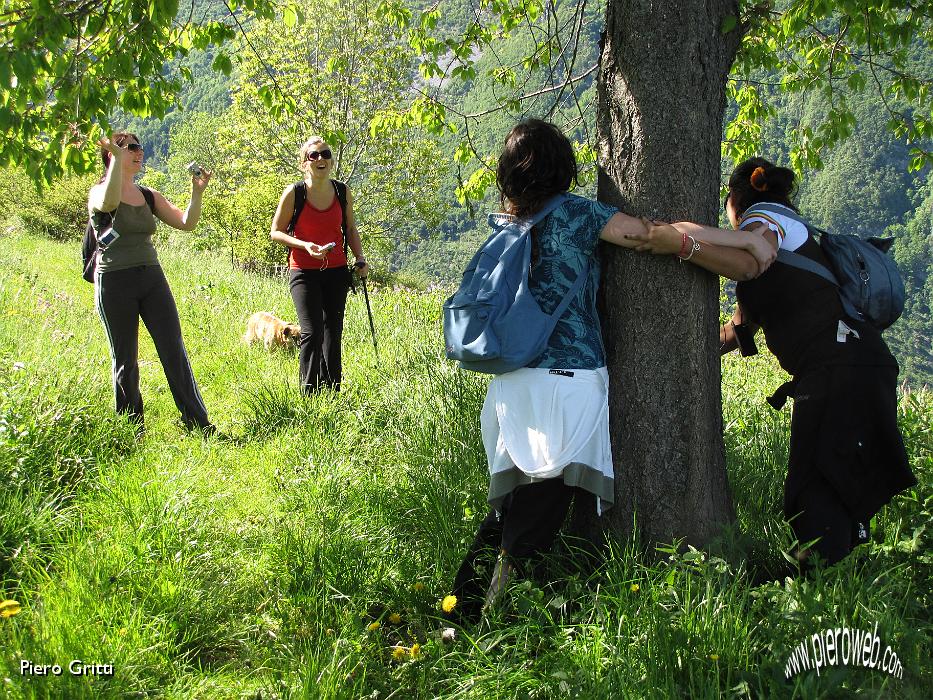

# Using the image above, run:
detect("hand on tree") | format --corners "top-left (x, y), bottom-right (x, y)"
top-left (626, 219), bottom-right (681, 254)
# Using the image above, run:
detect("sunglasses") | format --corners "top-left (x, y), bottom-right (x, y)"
top-left (125, 143), bottom-right (143, 152)
top-left (306, 149), bottom-right (332, 161)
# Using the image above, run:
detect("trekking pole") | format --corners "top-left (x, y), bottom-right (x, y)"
top-left (357, 264), bottom-right (379, 361)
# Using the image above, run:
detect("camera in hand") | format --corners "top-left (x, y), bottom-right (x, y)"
top-left (733, 322), bottom-right (758, 357)
top-left (187, 161), bottom-right (204, 178)
top-left (322, 242), bottom-right (336, 251)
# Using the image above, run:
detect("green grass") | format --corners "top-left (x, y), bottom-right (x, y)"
top-left (0, 231), bottom-right (930, 699)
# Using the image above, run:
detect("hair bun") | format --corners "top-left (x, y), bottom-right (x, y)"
top-left (750, 166), bottom-right (768, 192)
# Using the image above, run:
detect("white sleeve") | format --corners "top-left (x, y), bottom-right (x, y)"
top-left (740, 208), bottom-right (808, 251)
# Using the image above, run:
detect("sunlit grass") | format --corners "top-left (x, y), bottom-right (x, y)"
top-left (1, 231), bottom-right (930, 699)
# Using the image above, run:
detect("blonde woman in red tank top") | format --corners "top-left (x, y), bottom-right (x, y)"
top-left (270, 136), bottom-right (368, 393)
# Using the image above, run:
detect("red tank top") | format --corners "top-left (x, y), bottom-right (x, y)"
top-left (289, 192), bottom-right (346, 269)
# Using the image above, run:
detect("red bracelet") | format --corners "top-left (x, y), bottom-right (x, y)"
top-left (678, 231), bottom-right (689, 258)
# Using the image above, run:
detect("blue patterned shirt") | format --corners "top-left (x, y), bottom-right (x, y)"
top-left (526, 193), bottom-right (618, 369)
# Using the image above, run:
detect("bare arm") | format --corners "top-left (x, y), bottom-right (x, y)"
top-left (150, 170), bottom-right (211, 231)
top-left (720, 303), bottom-right (758, 355)
top-left (269, 186), bottom-right (326, 260)
top-left (599, 211), bottom-right (649, 247)
top-left (343, 188), bottom-right (368, 278)
top-left (88, 137), bottom-right (124, 213)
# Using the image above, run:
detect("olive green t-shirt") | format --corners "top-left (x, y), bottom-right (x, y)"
top-left (96, 198), bottom-right (159, 272)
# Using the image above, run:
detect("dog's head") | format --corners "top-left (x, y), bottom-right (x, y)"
top-left (281, 323), bottom-right (301, 346)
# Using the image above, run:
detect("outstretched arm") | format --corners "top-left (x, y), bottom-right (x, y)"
top-left (626, 221), bottom-right (777, 280)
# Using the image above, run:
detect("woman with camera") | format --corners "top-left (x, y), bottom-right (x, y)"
top-left (88, 132), bottom-right (214, 435)
top-left (444, 121), bottom-right (776, 625)
top-left (270, 136), bottom-right (368, 394)
top-left (629, 157), bottom-right (916, 567)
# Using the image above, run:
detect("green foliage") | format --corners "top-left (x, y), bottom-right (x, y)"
top-left (15, 171), bottom-right (98, 242)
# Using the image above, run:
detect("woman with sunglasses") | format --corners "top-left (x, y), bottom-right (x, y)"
top-left (88, 132), bottom-right (215, 435)
top-left (627, 157), bottom-right (916, 568)
top-left (270, 136), bottom-right (368, 393)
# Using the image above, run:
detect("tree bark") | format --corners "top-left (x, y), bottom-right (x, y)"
top-left (579, 1), bottom-right (744, 549)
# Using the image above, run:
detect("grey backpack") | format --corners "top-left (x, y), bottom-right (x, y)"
top-left (751, 204), bottom-right (905, 330)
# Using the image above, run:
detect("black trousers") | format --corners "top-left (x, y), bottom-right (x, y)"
top-left (790, 474), bottom-right (870, 566)
top-left (95, 265), bottom-right (210, 429)
top-left (289, 267), bottom-right (350, 393)
top-left (449, 478), bottom-right (579, 624)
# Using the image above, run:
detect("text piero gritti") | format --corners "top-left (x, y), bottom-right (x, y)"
top-left (19, 660), bottom-right (114, 676)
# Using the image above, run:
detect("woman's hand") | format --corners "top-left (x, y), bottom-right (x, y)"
top-left (97, 135), bottom-right (126, 160)
top-left (625, 219), bottom-right (683, 255)
top-left (303, 242), bottom-right (327, 260)
top-left (192, 169), bottom-right (212, 194)
top-left (743, 225), bottom-right (777, 274)
top-left (354, 259), bottom-right (369, 279)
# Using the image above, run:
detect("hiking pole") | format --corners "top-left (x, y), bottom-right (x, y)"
top-left (357, 264), bottom-right (379, 361)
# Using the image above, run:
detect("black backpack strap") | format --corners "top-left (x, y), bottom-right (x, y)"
top-left (288, 181), bottom-right (306, 233)
top-left (285, 181), bottom-right (306, 268)
top-left (331, 179), bottom-right (349, 258)
top-left (138, 185), bottom-right (156, 214)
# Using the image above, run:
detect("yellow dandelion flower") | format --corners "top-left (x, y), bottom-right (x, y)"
top-left (367, 621), bottom-right (381, 632)
top-left (410, 643), bottom-right (421, 659)
top-left (388, 613), bottom-right (401, 624)
top-left (710, 654), bottom-right (720, 661)
top-left (0, 599), bottom-right (21, 618)
top-left (413, 582), bottom-right (425, 592)
top-left (441, 595), bottom-right (457, 613)
top-left (391, 645), bottom-right (408, 661)
top-left (118, 627), bottom-right (127, 636)
top-left (629, 583), bottom-right (640, 593)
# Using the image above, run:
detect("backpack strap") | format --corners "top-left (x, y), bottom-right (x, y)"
top-left (287, 181), bottom-right (306, 233)
top-left (332, 179), bottom-right (349, 259)
top-left (138, 185), bottom-right (156, 214)
top-left (745, 202), bottom-right (839, 285)
top-left (284, 181), bottom-right (306, 267)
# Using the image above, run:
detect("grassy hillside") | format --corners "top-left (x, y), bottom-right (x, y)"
top-left (0, 232), bottom-right (930, 699)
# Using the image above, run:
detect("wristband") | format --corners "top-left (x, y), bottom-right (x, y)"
top-left (677, 232), bottom-right (689, 258)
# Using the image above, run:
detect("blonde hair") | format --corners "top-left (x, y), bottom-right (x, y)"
top-left (298, 136), bottom-right (328, 166)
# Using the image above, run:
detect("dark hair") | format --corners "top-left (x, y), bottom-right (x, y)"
top-left (727, 157), bottom-right (798, 215)
top-left (496, 119), bottom-right (577, 217)
top-left (97, 132), bottom-right (140, 183)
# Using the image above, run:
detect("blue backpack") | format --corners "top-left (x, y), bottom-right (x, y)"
top-left (751, 204), bottom-right (905, 330)
top-left (443, 194), bottom-right (589, 374)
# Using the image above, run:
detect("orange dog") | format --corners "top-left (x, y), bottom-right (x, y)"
top-left (244, 312), bottom-right (301, 350)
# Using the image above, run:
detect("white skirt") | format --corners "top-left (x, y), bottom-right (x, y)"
top-left (481, 366), bottom-right (614, 513)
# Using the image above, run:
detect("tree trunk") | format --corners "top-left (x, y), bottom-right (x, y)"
top-left (579, 1), bottom-right (744, 549)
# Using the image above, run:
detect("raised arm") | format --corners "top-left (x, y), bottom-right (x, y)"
top-left (150, 169), bottom-right (211, 231)
top-left (88, 136), bottom-right (124, 213)
top-left (599, 211), bottom-right (649, 248)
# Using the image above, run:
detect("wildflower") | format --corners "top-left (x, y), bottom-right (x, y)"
top-left (326, 628), bottom-right (335, 635)
top-left (413, 582), bottom-right (425, 592)
top-left (118, 627), bottom-right (126, 636)
top-left (441, 595), bottom-right (457, 613)
top-left (367, 621), bottom-right (381, 632)
top-left (629, 583), bottom-right (640, 593)
top-left (0, 600), bottom-right (21, 618)
top-left (391, 646), bottom-right (408, 661)
top-left (12, 362), bottom-right (25, 371)
top-left (388, 613), bottom-right (401, 624)
top-left (410, 643), bottom-right (421, 659)
top-left (710, 654), bottom-right (719, 661)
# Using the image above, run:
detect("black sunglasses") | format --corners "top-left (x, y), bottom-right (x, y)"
top-left (306, 149), bottom-right (332, 161)
top-left (124, 143), bottom-right (143, 152)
